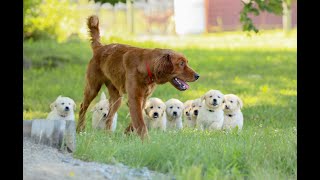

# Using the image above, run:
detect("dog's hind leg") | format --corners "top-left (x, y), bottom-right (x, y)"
top-left (105, 83), bottom-right (122, 131)
top-left (76, 79), bottom-right (102, 133)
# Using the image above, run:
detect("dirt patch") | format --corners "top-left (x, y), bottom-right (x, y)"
top-left (23, 138), bottom-right (171, 180)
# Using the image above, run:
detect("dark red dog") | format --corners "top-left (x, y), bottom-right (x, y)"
top-left (76, 15), bottom-right (199, 139)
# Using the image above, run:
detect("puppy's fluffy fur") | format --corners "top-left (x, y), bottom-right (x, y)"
top-left (188, 98), bottom-right (202, 128)
top-left (197, 90), bottom-right (224, 130)
top-left (165, 98), bottom-right (184, 130)
top-left (222, 94), bottom-right (243, 131)
top-left (143, 97), bottom-right (167, 131)
top-left (47, 95), bottom-right (76, 121)
top-left (91, 92), bottom-right (117, 131)
top-left (183, 100), bottom-right (193, 127)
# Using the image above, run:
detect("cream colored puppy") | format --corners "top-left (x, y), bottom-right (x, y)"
top-left (91, 92), bottom-right (117, 131)
top-left (197, 90), bottom-right (224, 131)
top-left (143, 97), bottom-right (167, 131)
top-left (183, 100), bottom-right (193, 127)
top-left (47, 95), bottom-right (76, 121)
top-left (165, 99), bottom-right (184, 130)
top-left (187, 98), bottom-right (202, 128)
top-left (222, 94), bottom-right (243, 131)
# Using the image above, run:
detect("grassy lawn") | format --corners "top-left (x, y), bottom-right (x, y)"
top-left (23, 30), bottom-right (297, 179)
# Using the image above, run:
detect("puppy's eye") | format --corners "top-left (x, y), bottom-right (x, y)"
top-left (223, 100), bottom-right (225, 103)
top-left (193, 105), bottom-right (195, 107)
top-left (200, 106), bottom-right (202, 107)
top-left (61, 103), bottom-right (65, 105)
top-left (218, 96), bottom-right (221, 98)
top-left (100, 108), bottom-right (103, 110)
top-left (230, 101), bottom-right (233, 103)
top-left (158, 106), bottom-right (160, 109)
top-left (177, 107), bottom-right (180, 109)
top-left (150, 106), bottom-right (153, 109)
top-left (170, 106), bottom-right (173, 109)
top-left (69, 103), bottom-right (71, 105)
top-left (179, 61), bottom-right (184, 67)
top-left (209, 96), bottom-right (212, 98)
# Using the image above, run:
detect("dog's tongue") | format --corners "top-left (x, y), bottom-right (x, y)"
top-left (171, 77), bottom-right (189, 91)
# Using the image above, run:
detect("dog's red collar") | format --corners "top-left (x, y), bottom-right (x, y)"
top-left (146, 62), bottom-right (154, 84)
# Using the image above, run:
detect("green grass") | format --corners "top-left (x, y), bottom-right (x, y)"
top-left (23, 30), bottom-right (297, 179)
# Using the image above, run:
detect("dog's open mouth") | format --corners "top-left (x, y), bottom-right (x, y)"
top-left (170, 77), bottom-right (189, 91)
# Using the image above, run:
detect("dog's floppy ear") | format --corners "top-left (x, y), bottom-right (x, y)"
top-left (201, 95), bottom-right (206, 102)
top-left (100, 92), bottom-right (106, 101)
top-left (90, 104), bottom-right (97, 112)
top-left (50, 101), bottom-right (56, 111)
top-left (154, 53), bottom-right (173, 79)
top-left (237, 97), bottom-right (243, 109)
top-left (72, 99), bottom-right (76, 111)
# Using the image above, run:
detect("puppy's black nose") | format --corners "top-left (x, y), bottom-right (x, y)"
top-left (173, 111), bottom-right (177, 116)
top-left (153, 112), bottom-right (159, 118)
top-left (103, 113), bottom-right (107, 117)
top-left (194, 110), bottom-right (198, 116)
top-left (186, 112), bottom-right (190, 116)
top-left (213, 99), bottom-right (217, 102)
top-left (225, 105), bottom-right (228, 109)
top-left (65, 106), bottom-right (69, 111)
top-left (194, 73), bottom-right (200, 80)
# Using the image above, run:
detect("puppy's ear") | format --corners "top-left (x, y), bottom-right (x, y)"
top-left (50, 101), bottom-right (56, 111)
top-left (72, 100), bottom-right (76, 111)
top-left (90, 104), bottom-right (97, 112)
top-left (154, 53), bottom-right (173, 79)
top-left (100, 92), bottom-right (106, 101)
top-left (201, 95), bottom-right (205, 102)
top-left (237, 97), bottom-right (243, 109)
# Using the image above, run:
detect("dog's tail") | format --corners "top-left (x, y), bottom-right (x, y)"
top-left (87, 15), bottom-right (102, 52)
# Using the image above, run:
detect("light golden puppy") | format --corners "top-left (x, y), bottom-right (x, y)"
top-left (165, 98), bottom-right (184, 130)
top-left (188, 98), bottom-right (202, 128)
top-left (197, 90), bottom-right (224, 131)
top-left (143, 97), bottom-right (167, 131)
top-left (183, 100), bottom-right (193, 127)
top-left (222, 94), bottom-right (243, 131)
top-left (47, 95), bottom-right (76, 121)
top-left (91, 92), bottom-right (117, 132)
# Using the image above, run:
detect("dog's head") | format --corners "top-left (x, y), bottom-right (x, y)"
top-left (223, 94), bottom-right (243, 113)
top-left (144, 97), bottom-right (166, 120)
top-left (165, 98), bottom-right (184, 119)
top-left (183, 100), bottom-right (193, 118)
top-left (50, 95), bottom-right (76, 116)
top-left (201, 90), bottom-right (224, 109)
top-left (90, 92), bottom-right (110, 119)
top-left (190, 98), bottom-right (202, 118)
top-left (153, 50), bottom-right (199, 91)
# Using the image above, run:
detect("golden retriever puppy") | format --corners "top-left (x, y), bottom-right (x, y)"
top-left (47, 95), bottom-right (76, 121)
top-left (165, 98), bottom-right (184, 130)
top-left (91, 92), bottom-right (117, 131)
top-left (187, 98), bottom-right (203, 128)
top-left (222, 94), bottom-right (243, 131)
top-left (183, 100), bottom-right (193, 127)
top-left (143, 97), bottom-right (167, 131)
top-left (197, 90), bottom-right (224, 131)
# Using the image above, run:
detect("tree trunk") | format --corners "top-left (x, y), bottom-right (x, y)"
top-left (126, 0), bottom-right (134, 34)
top-left (282, 1), bottom-right (291, 32)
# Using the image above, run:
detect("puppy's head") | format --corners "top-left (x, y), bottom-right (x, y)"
top-left (91, 92), bottom-right (110, 119)
top-left (183, 100), bottom-right (193, 118)
top-left (165, 99), bottom-right (184, 119)
top-left (144, 97), bottom-right (166, 120)
top-left (153, 50), bottom-right (199, 91)
top-left (223, 94), bottom-right (243, 113)
top-left (190, 98), bottom-right (202, 118)
top-left (50, 95), bottom-right (76, 116)
top-left (201, 90), bottom-right (224, 109)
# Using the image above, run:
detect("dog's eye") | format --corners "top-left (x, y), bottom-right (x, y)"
top-left (192, 105), bottom-right (195, 107)
top-left (150, 106), bottom-right (153, 109)
top-left (230, 101), bottom-right (233, 103)
top-left (209, 96), bottom-right (212, 98)
top-left (179, 61), bottom-right (184, 67)
top-left (200, 106), bottom-right (202, 107)
top-left (100, 108), bottom-right (103, 110)
top-left (218, 96), bottom-right (220, 98)
top-left (69, 103), bottom-right (71, 105)
top-left (170, 106), bottom-right (173, 109)
top-left (61, 103), bottom-right (65, 105)
top-left (177, 107), bottom-right (180, 109)
top-left (223, 100), bottom-right (225, 103)
top-left (158, 106), bottom-right (160, 109)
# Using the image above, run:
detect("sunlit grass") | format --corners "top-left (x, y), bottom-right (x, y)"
top-left (23, 30), bottom-right (296, 179)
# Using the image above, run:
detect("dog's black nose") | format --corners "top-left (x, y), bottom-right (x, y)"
top-left (186, 112), bottom-right (190, 116)
top-left (173, 111), bottom-right (177, 116)
top-left (194, 73), bottom-right (200, 80)
top-left (194, 110), bottom-right (198, 116)
top-left (153, 112), bottom-right (159, 118)
top-left (225, 105), bottom-right (228, 109)
top-left (103, 113), bottom-right (107, 117)
top-left (65, 106), bottom-right (69, 111)
top-left (213, 99), bottom-right (217, 102)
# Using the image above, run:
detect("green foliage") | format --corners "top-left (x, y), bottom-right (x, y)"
top-left (240, 0), bottom-right (284, 33)
top-left (23, 31), bottom-right (296, 179)
top-left (93, 0), bottom-right (126, 6)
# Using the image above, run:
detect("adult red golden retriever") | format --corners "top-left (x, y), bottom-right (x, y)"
top-left (76, 15), bottom-right (199, 139)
